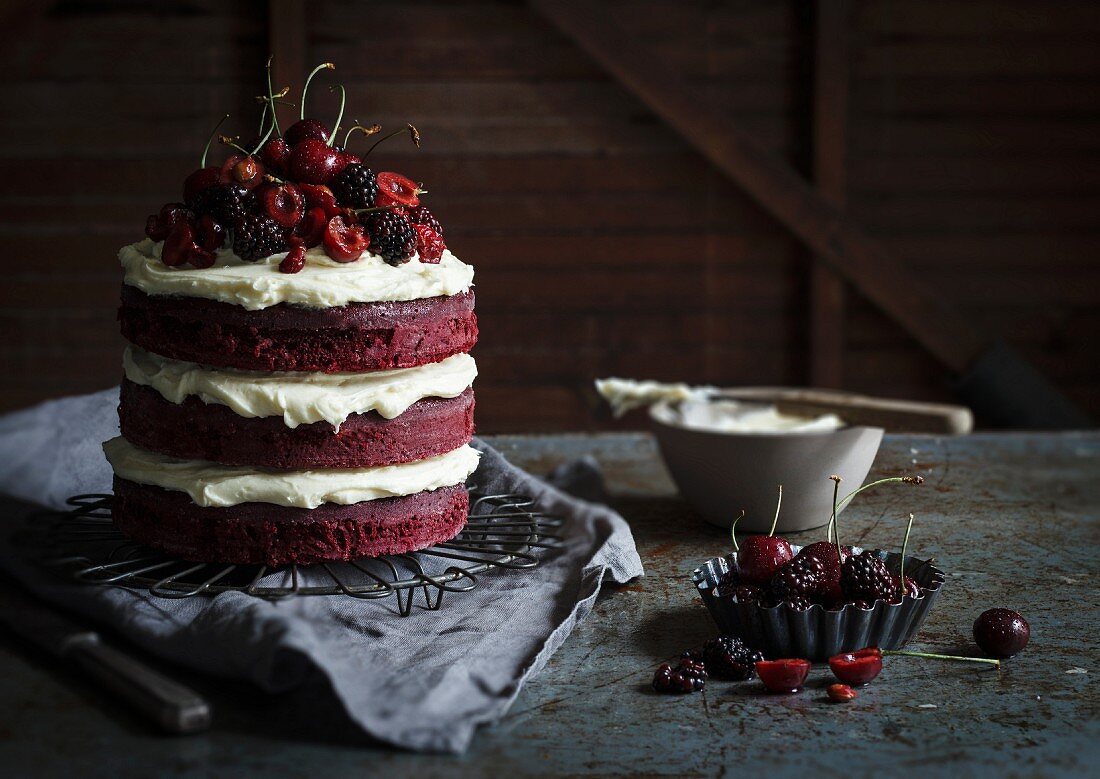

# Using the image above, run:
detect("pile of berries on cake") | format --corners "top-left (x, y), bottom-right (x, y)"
top-left (144, 62), bottom-right (445, 274)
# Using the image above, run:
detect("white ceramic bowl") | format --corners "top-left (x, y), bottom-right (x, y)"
top-left (649, 400), bottom-right (883, 532)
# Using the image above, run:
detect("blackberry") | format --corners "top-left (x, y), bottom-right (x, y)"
top-left (715, 567), bottom-right (739, 597)
top-left (731, 584), bottom-right (762, 604)
top-left (330, 164), bottom-right (378, 208)
top-left (406, 204), bottom-right (442, 235)
top-left (187, 184), bottom-right (254, 225)
top-left (364, 210), bottom-right (417, 265)
top-left (701, 636), bottom-right (765, 681)
top-left (232, 214), bottom-right (288, 262)
top-left (786, 596), bottom-right (814, 612)
top-left (770, 555), bottom-right (825, 603)
top-left (841, 551), bottom-right (895, 603)
top-left (652, 658), bottom-right (706, 694)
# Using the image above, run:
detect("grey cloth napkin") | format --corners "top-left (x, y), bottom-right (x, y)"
top-left (0, 389), bottom-right (643, 753)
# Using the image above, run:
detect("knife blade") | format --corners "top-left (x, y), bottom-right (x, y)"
top-left (0, 583), bottom-right (212, 734)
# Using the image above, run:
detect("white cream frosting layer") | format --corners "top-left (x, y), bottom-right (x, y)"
top-left (119, 238), bottom-right (474, 311)
top-left (123, 347), bottom-right (476, 429)
top-left (104, 437), bottom-right (480, 509)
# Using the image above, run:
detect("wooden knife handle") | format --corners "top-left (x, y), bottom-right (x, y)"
top-left (715, 387), bottom-right (974, 434)
top-left (64, 634), bottom-right (212, 734)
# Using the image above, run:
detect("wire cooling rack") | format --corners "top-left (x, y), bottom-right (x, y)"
top-left (34, 491), bottom-right (564, 616)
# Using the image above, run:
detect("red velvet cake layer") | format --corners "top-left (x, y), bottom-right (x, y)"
top-left (112, 478), bottom-right (470, 565)
top-left (118, 286), bottom-right (478, 372)
top-left (118, 381), bottom-right (475, 469)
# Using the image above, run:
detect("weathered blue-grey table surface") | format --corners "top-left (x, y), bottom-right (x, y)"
top-left (0, 432), bottom-right (1097, 778)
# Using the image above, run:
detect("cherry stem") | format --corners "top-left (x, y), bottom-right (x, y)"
top-left (352, 205), bottom-right (401, 214)
top-left (343, 122), bottom-right (382, 148)
top-left (729, 510), bottom-right (745, 552)
top-left (265, 56), bottom-right (282, 136)
top-left (249, 113), bottom-right (275, 156)
top-left (837, 475), bottom-right (924, 513)
top-left (364, 123), bottom-right (420, 156)
top-left (882, 650), bottom-right (1000, 668)
top-left (300, 63), bottom-right (335, 120)
top-left (327, 85), bottom-right (346, 147)
top-left (830, 475), bottom-right (842, 556)
top-left (898, 512), bottom-right (914, 600)
top-left (200, 114), bottom-right (231, 168)
top-left (219, 136), bottom-right (252, 158)
top-left (768, 485), bottom-right (782, 537)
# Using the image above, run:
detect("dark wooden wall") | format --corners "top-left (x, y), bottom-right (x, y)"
top-left (1, 0), bottom-right (1097, 431)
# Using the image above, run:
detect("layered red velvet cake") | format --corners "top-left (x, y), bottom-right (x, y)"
top-left (105, 63), bottom-right (480, 565)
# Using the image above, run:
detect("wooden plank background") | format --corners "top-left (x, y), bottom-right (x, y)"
top-left (0, 0), bottom-right (1097, 431)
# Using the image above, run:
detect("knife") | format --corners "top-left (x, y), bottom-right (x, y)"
top-left (0, 583), bottom-right (212, 734)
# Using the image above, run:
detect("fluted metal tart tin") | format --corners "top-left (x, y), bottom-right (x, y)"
top-left (692, 545), bottom-right (945, 661)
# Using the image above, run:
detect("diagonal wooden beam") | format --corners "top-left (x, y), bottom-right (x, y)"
top-left (810, 0), bottom-right (851, 388)
top-left (530, 0), bottom-right (986, 374)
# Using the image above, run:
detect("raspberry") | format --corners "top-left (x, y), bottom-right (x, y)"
top-left (364, 210), bottom-right (417, 265)
top-left (232, 214), bottom-right (288, 262)
top-left (413, 224), bottom-right (445, 263)
top-left (330, 164), bottom-right (378, 208)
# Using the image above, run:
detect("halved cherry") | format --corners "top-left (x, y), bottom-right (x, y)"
top-left (279, 242), bottom-right (307, 274)
top-left (322, 215), bottom-right (369, 262)
top-left (220, 154), bottom-right (265, 189)
top-left (827, 646), bottom-right (883, 686)
top-left (755, 658), bottom-right (811, 694)
top-left (412, 223), bottom-right (445, 263)
top-left (162, 222), bottom-right (197, 267)
top-left (295, 206), bottom-right (329, 248)
top-left (262, 183), bottom-right (305, 228)
top-left (298, 183), bottom-right (341, 218)
top-left (375, 171), bottom-right (422, 207)
top-left (145, 203), bottom-right (191, 242)
top-left (194, 215), bottom-right (225, 253)
top-left (182, 166), bottom-right (222, 202)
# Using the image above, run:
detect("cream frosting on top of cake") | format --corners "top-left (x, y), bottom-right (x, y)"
top-left (118, 238), bottom-right (474, 310)
top-left (104, 437), bottom-right (481, 508)
top-left (124, 347), bottom-right (477, 429)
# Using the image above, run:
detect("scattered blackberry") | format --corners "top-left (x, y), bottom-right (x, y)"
top-left (406, 204), bottom-right (442, 235)
top-left (652, 658), bottom-right (706, 694)
top-left (701, 636), bottom-right (765, 681)
top-left (188, 184), bottom-right (254, 225)
top-left (330, 164), bottom-right (379, 208)
top-left (841, 551), bottom-right (895, 603)
top-left (364, 210), bottom-right (417, 265)
top-left (232, 214), bottom-right (289, 262)
top-left (770, 555), bottom-right (825, 603)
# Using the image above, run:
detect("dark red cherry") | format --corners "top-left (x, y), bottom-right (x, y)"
top-left (289, 139), bottom-right (341, 185)
top-left (973, 609), bottom-right (1030, 659)
top-left (183, 166), bottom-right (222, 202)
top-left (322, 215), bottom-right (369, 262)
top-left (162, 221), bottom-right (197, 267)
top-left (755, 659), bottom-right (811, 694)
top-left (220, 154), bottom-right (265, 189)
top-left (279, 242), bottom-right (307, 274)
top-left (737, 537), bottom-right (794, 585)
top-left (284, 118), bottom-right (330, 146)
top-left (297, 183), bottom-right (341, 218)
top-left (194, 215), bottom-right (225, 253)
top-left (294, 207), bottom-right (329, 248)
top-left (828, 647), bottom-right (883, 686)
top-left (145, 203), bottom-right (191, 242)
top-left (259, 137), bottom-right (291, 176)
